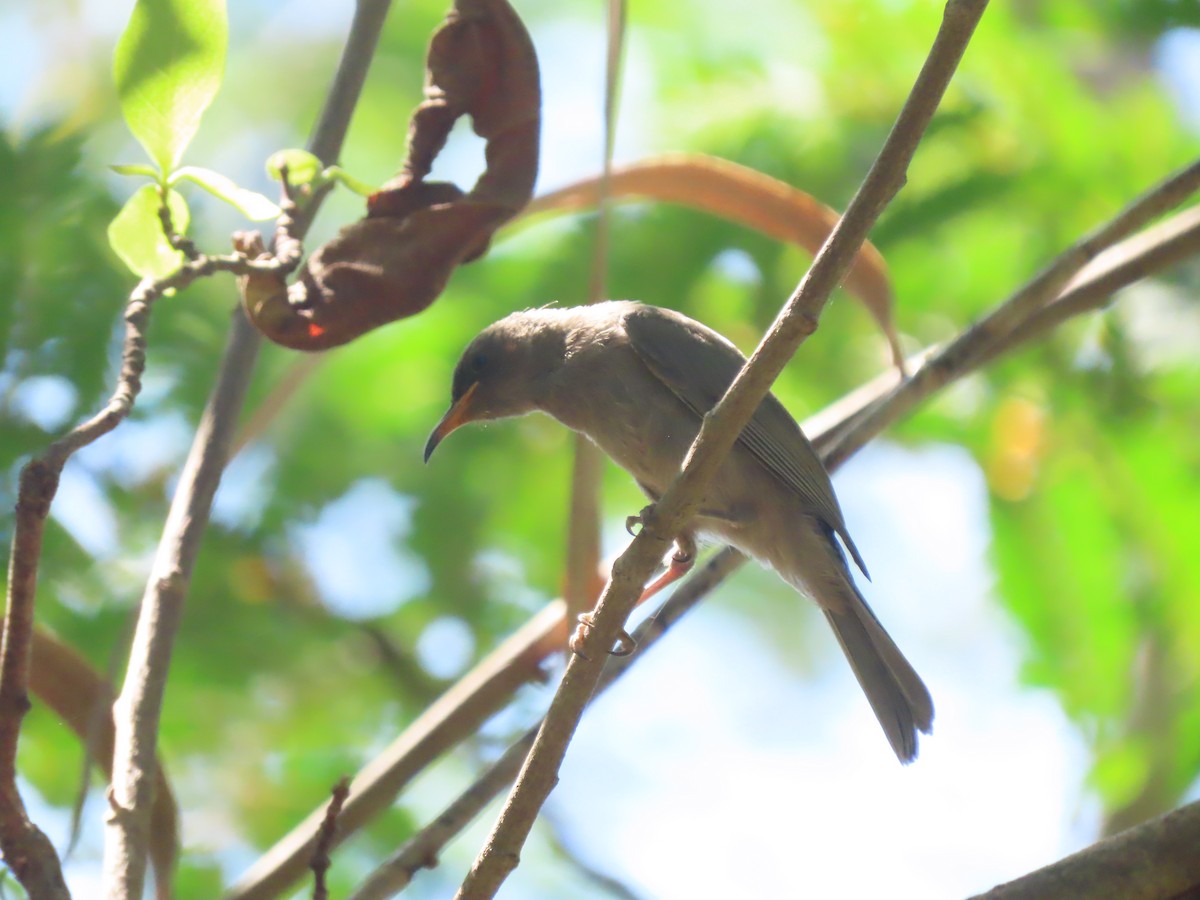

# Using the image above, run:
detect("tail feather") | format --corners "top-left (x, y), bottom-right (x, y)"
top-left (825, 589), bottom-right (933, 763)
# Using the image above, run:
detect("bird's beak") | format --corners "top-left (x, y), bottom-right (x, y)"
top-left (424, 381), bottom-right (480, 463)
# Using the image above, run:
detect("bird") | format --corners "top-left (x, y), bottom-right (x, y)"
top-left (424, 300), bottom-right (933, 762)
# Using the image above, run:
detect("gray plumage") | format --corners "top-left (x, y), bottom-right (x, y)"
top-left (427, 300), bottom-right (933, 762)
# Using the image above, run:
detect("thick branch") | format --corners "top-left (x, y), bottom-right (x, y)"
top-left (972, 798), bottom-right (1200, 900)
top-left (101, 3), bottom-right (395, 898)
top-left (457, 4), bottom-right (988, 895)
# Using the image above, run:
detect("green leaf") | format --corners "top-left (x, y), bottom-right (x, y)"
top-left (171, 166), bottom-right (281, 220)
top-left (110, 162), bottom-right (162, 180)
top-left (113, 0), bottom-right (228, 173)
top-left (323, 165), bottom-right (380, 197)
top-left (266, 149), bottom-right (323, 187)
top-left (107, 184), bottom-right (191, 280)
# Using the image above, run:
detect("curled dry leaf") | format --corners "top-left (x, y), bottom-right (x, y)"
top-left (242, 0), bottom-right (541, 351)
top-left (521, 153), bottom-right (906, 373)
top-left (30, 627), bottom-right (179, 900)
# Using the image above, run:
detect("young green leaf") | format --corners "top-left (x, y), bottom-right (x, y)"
top-left (172, 166), bottom-right (281, 220)
top-left (107, 184), bottom-right (191, 280)
top-left (266, 149), bottom-right (323, 187)
top-left (111, 162), bottom-right (161, 180)
top-left (113, 0), bottom-right (228, 174)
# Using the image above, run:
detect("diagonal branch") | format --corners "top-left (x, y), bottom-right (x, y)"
top-left (822, 194), bottom-right (1200, 472)
top-left (456, 2), bottom-right (989, 895)
top-left (821, 158), bottom-right (1200, 471)
top-left (971, 797), bottom-right (1200, 900)
top-left (100, 2), bottom-right (396, 898)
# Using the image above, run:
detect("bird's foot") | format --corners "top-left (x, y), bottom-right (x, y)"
top-left (637, 535), bottom-right (697, 606)
top-left (569, 613), bottom-right (636, 659)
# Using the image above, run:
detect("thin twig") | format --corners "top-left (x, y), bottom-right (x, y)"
top-left (540, 809), bottom-right (644, 900)
top-left (156, 189), bottom-right (201, 260)
top-left (101, 2), bottom-right (395, 898)
top-left (456, 3), bottom-right (988, 895)
top-left (564, 0), bottom-right (627, 626)
top-left (230, 354), bottom-right (326, 458)
top-left (310, 778), bottom-right (351, 900)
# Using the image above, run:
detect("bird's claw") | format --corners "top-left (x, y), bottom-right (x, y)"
top-left (570, 613), bottom-right (637, 659)
top-left (625, 504), bottom-right (656, 537)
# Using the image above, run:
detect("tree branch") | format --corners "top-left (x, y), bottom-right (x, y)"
top-left (821, 158), bottom-right (1200, 471)
top-left (822, 198), bottom-right (1200, 471)
top-left (457, 5), bottom-right (988, 894)
top-left (564, 0), bottom-right (627, 626)
top-left (100, 2), bottom-right (395, 897)
top-left (971, 797), bottom-right (1200, 900)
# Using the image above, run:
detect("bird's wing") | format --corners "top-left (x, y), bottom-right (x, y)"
top-left (622, 304), bottom-right (868, 578)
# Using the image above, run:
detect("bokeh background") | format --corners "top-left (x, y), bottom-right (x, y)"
top-left (3, 0), bottom-right (1200, 896)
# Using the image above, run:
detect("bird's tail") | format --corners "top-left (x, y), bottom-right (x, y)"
top-left (824, 586), bottom-right (934, 763)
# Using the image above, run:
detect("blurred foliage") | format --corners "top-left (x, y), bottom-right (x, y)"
top-left (2, 0), bottom-right (1200, 895)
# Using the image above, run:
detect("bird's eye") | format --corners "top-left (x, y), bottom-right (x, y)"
top-left (471, 352), bottom-right (489, 372)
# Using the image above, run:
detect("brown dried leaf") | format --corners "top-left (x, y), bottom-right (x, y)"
top-left (244, 0), bottom-right (541, 351)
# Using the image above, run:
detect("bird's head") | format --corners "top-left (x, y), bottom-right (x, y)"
top-left (424, 311), bottom-right (565, 462)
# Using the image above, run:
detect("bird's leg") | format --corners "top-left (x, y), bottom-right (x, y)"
top-left (636, 533), bottom-right (697, 606)
top-left (570, 529), bottom-right (697, 658)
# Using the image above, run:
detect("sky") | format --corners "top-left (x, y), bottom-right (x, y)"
top-left (4, 4), bottom-right (1200, 899)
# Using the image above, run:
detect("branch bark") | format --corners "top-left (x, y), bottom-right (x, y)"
top-left (971, 798), bottom-right (1200, 900)
top-left (100, 2), bottom-right (395, 897)
top-left (456, 3), bottom-right (988, 895)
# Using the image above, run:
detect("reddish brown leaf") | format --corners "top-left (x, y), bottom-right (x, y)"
top-left (243, 0), bottom-right (541, 351)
